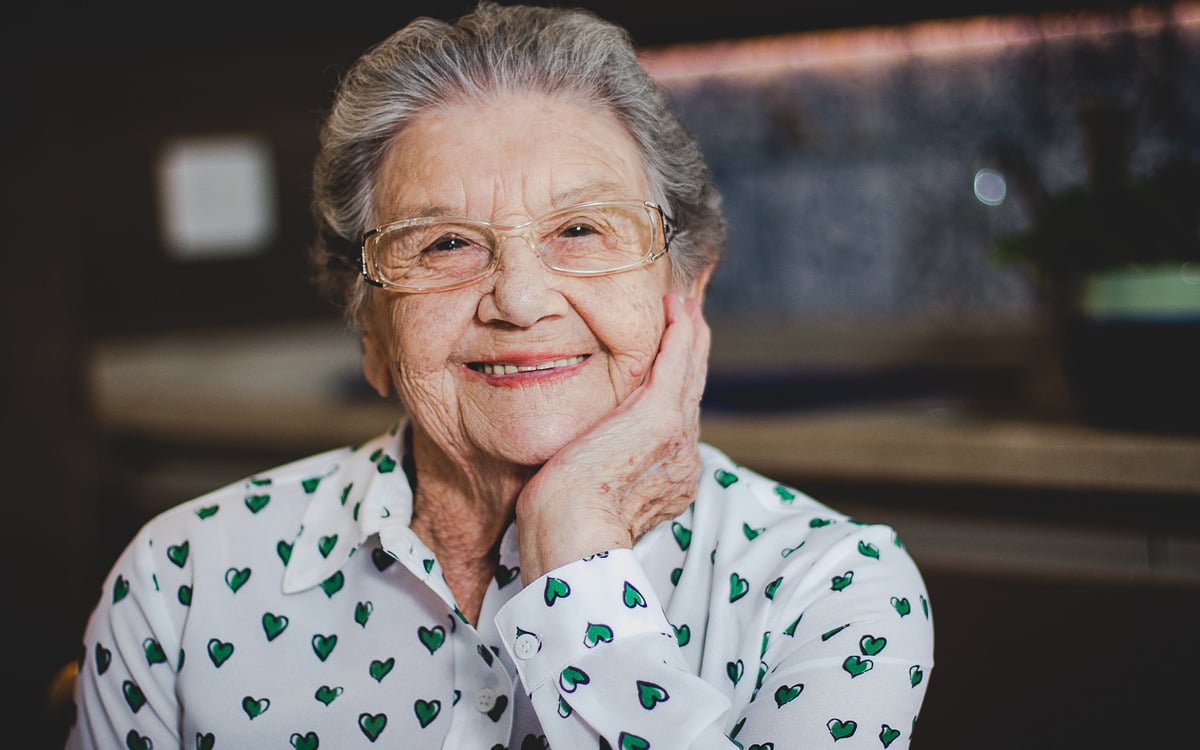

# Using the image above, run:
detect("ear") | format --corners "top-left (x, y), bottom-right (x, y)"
top-left (361, 329), bottom-right (392, 399)
top-left (686, 263), bottom-right (715, 302)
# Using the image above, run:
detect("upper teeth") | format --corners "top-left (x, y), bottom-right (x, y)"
top-left (477, 355), bottom-right (586, 375)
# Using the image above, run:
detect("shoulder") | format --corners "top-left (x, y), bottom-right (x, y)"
top-left (692, 442), bottom-right (925, 614)
top-left (693, 443), bottom-right (878, 547)
top-left (100, 443), bottom-right (357, 605)
top-left (134, 444), bottom-right (353, 541)
top-left (90, 442), bottom-right (360, 628)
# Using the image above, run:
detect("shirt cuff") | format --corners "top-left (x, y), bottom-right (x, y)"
top-left (495, 548), bottom-right (680, 694)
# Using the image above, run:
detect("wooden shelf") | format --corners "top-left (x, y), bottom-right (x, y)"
top-left (88, 320), bottom-right (1200, 496)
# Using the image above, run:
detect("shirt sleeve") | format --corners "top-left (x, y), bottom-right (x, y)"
top-left (67, 527), bottom-right (184, 750)
top-left (495, 525), bottom-right (933, 750)
top-left (728, 527), bottom-right (934, 749)
top-left (495, 549), bottom-right (737, 749)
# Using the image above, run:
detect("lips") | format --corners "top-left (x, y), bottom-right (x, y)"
top-left (467, 354), bottom-right (589, 376)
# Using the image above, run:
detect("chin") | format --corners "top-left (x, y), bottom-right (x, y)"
top-left (477, 410), bottom-right (601, 467)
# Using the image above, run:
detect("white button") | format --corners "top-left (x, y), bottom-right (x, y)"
top-left (514, 632), bottom-right (540, 659)
top-left (474, 688), bottom-right (497, 713)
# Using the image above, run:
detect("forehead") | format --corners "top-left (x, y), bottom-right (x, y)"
top-left (373, 92), bottom-right (652, 223)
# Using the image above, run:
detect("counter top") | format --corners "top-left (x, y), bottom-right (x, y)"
top-left (88, 319), bottom-right (1200, 497)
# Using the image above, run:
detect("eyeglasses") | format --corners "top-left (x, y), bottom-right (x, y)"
top-left (360, 200), bottom-right (675, 293)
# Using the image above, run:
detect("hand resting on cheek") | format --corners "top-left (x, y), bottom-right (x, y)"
top-left (514, 293), bottom-right (710, 582)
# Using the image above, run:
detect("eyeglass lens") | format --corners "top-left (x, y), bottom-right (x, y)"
top-left (370, 203), bottom-right (658, 287)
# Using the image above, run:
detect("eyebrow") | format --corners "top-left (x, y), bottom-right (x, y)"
top-left (549, 182), bottom-right (631, 207)
top-left (387, 182), bottom-right (636, 223)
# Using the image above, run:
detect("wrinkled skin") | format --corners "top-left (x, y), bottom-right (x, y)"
top-left (514, 292), bottom-right (710, 581)
top-left (359, 92), bottom-right (712, 620)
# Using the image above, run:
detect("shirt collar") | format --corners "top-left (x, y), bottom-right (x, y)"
top-left (281, 421), bottom-right (413, 594)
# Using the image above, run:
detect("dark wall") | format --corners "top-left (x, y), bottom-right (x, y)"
top-left (8, 0), bottom-right (1160, 337)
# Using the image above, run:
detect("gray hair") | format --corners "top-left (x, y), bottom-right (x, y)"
top-left (310, 2), bottom-right (725, 322)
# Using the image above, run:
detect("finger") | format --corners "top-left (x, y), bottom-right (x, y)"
top-left (646, 294), bottom-right (697, 393)
top-left (670, 295), bottom-right (710, 415)
top-left (685, 296), bottom-right (711, 395)
top-left (605, 293), bottom-right (704, 430)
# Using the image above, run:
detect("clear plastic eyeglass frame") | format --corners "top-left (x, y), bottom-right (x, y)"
top-left (359, 200), bottom-right (676, 293)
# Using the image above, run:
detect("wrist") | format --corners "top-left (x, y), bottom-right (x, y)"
top-left (515, 502), bottom-right (633, 583)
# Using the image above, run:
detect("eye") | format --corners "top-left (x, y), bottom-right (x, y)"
top-left (559, 221), bottom-right (602, 239)
top-left (425, 235), bottom-right (473, 252)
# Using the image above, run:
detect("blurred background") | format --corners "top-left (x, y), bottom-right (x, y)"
top-left (4, 1), bottom-right (1198, 747)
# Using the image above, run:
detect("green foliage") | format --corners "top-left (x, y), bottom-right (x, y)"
top-left (993, 156), bottom-right (1200, 290)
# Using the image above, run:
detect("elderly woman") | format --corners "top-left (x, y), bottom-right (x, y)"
top-left (69, 4), bottom-right (932, 749)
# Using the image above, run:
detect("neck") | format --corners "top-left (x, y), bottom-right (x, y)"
top-left (407, 424), bottom-right (536, 625)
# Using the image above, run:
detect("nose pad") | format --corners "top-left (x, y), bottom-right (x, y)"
top-left (492, 229), bottom-right (546, 273)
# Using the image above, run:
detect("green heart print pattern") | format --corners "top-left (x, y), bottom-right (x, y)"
top-left (318, 534), bottom-right (338, 558)
top-left (619, 732), bottom-right (651, 750)
top-left (544, 577), bottom-right (571, 606)
top-left (112, 575), bottom-right (130, 603)
top-left (672, 522), bottom-right (692, 550)
top-left (774, 683), bottom-right (803, 707)
top-left (319, 571), bottom-right (345, 598)
top-left (496, 564), bottom-right (520, 588)
top-left (355, 600), bottom-right (374, 627)
top-left (635, 680), bottom-right (669, 709)
top-left (827, 718), bottom-right (857, 741)
top-left (585, 622), bottom-right (614, 648)
top-left (142, 638), bottom-right (167, 666)
top-left (207, 638), bottom-right (234, 668)
top-left (857, 541), bottom-right (880, 559)
top-left (69, 432), bottom-right (931, 750)
top-left (727, 659), bottom-right (744, 685)
top-left (225, 567), bottom-right (251, 593)
top-left (262, 612), bottom-right (289, 641)
top-left (358, 712), bottom-right (387, 742)
top-left (94, 643), bottom-right (112, 675)
top-left (414, 699), bottom-right (440, 728)
top-left (729, 573), bottom-right (750, 602)
top-left (418, 625), bottom-right (446, 653)
top-left (125, 730), bottom-right (152, 750)
top-left (842, 655), bottom-right (873, 678)
top-left (622, 581), bottom-right (647, 608)
top-left (560, 666), bottom-right (590, 692)
top-left (242, 695), bottom-right (270, 720)
top-left (830, 571), bottom-right (854, 591)
top-left (167, 541), bottom-right (189, 568)
top-left (673, 623), bottom-right (691, 647)
top-left (714, 469), bottom-right (739, 488)
top-left (311, 633), bottom-right (337, 661)
top-left (122, 680), bottom-right (146, 713)
top-left (315, 685), bottom-right (343, 706)
top-left (369, 657), bottom-right (395, 682)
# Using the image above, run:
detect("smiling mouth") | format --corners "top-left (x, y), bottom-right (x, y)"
top-left (467, 354), bottom-right (589, 376)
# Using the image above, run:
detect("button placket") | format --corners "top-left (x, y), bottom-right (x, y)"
top-left (440, 612), bottom-right (515, 747)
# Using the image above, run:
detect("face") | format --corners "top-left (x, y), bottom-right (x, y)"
top-left (360, 92), bottom-right (679, 468)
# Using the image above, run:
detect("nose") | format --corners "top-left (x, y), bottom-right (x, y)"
top-left (476, 234), bottom-right (568, 327)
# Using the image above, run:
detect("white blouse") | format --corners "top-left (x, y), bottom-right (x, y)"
top-left (68, 422), bottom-right (933, 749)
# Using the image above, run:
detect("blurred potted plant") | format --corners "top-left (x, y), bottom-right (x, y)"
top-left (991, 101), bottom-right (1200, 433)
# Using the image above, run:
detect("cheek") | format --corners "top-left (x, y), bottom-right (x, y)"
top-left (586, 276), bottom-right (668, 381)
top-left (376, 295), bottom-right (474, 376)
